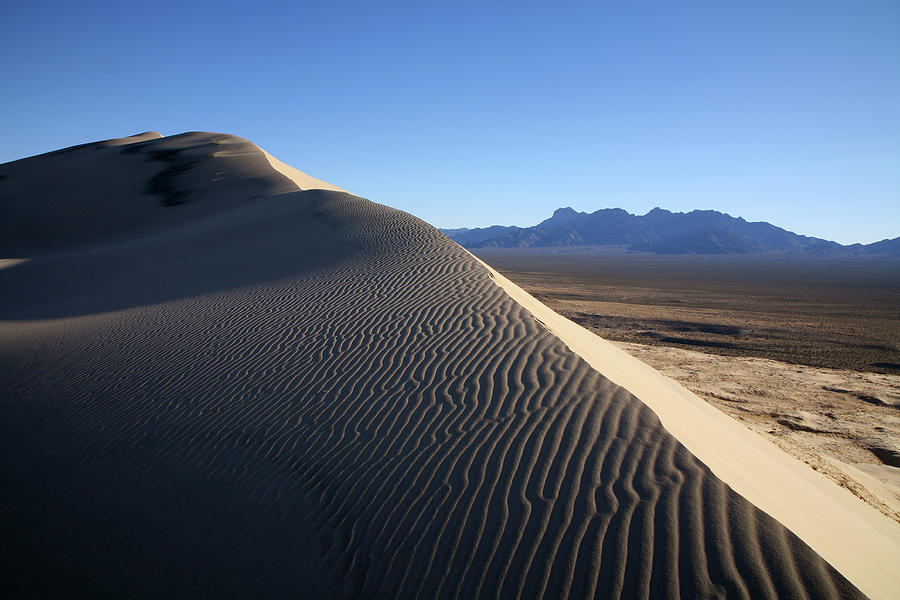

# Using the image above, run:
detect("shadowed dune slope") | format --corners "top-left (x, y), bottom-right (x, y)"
top-left (0, 134), bottom-right (864, 598)
top-left (0, 131), bottom-right (306, 257)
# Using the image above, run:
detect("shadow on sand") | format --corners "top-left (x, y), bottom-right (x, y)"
top-left (0, 191), bottom-right (354, 320)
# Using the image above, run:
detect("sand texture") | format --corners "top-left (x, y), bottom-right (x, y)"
top-left (617, 341), bottom-right (900, 522)
top-left (463, 251), bottom-right (900, 529)
top-left (0, 133), bottom-right (871, 598)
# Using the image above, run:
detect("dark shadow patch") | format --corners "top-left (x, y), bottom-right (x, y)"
top-left (872, 362), bottom-right (900, 371)
top-left (656, 319), bottom-right (743, 335)
top-left (122, 145), bottom-right (196, 206)
top-left (775, 417), bottom-right (834, 434)
top-left (658, 336), bottom-right (739, 349)
top-left (146, 149), bottom-right (196, 206)
top-left (822, 386), bottom-right (851, 394)
top-left (867, 445), bottom-right (900, 467)
top-left (856, 394), bottom-right (897, 409)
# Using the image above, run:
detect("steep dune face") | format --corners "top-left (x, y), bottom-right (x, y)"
top-left (0, 134), bottom-right (866, 598)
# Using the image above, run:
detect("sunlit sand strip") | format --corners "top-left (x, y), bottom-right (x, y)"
top-left (468, 251), bottom-right (900, 600)
top-left (0, 258), bottom-right (28, 271)
top-left (262, 148), bottom-right (348, 193)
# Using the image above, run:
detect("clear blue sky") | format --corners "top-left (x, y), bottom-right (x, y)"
top-left (2, 1), bottom-right (898, 244)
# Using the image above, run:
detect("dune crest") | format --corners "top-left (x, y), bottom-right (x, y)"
top-left (262, 148), bottom-right (348, 193)
top-left (0, 131), bottom-right (297, 256)
top-left (0, 132), bottom-right (889, 598)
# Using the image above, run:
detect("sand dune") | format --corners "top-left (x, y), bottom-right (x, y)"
top-left (0, 132), bottom-right (884, 598)
top-left (0, 132), bottom-right (299, 257)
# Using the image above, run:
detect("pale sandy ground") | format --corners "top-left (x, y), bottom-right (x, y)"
top-left (1, 131), bottom-right (896, 599)
top-left (615, 341), bottom-right (900, 523)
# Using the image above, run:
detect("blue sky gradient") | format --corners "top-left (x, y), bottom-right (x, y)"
top-left (2, 1), bottom-right (898, 244)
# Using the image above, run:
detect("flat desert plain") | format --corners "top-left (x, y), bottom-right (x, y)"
top-left (1, 132), bottom-right (898, 599)
top-left (473, 250), bottom-right (900, 522)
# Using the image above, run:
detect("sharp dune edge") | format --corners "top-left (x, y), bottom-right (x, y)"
top-left (262, 148), bottom-right (349, 193)
top-left (0, 132), bottom-right (895, 599)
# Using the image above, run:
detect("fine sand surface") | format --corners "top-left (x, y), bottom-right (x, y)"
top-left (0, 132), bottom-right (891, 598)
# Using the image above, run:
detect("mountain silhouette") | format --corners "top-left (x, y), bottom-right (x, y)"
top-left (442, 207), bottom-right (899, 256)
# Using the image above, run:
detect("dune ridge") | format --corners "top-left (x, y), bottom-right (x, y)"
top-left (0, 132), bottom-right (875, 598)
top-left (468, 255), bottom-right (900, 600)
top-left (262, 148), bottom-right (349, 193)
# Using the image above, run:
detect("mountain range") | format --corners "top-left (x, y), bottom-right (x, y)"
top-left (441, 207), bottom-right (900, 256)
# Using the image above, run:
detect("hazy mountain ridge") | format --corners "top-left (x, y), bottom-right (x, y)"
top-left (442, 207), bottom-right (900, 256)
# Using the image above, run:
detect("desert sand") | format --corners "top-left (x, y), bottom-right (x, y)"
top-left (1, 132), bottom-right (896, 598)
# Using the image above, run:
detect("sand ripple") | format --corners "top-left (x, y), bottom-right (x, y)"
top-left (0, 175), bottom-right (865, 595)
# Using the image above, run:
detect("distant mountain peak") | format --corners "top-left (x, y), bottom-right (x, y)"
top-left (645, 207), bottom-right (671, 216)
top-left (553, 206), bottom-right (578, 217)
top-left (440, 206), bottom-right (899, 257)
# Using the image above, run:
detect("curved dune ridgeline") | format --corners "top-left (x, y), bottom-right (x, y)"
top-left (0, 133), bottom-right (870, 598)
